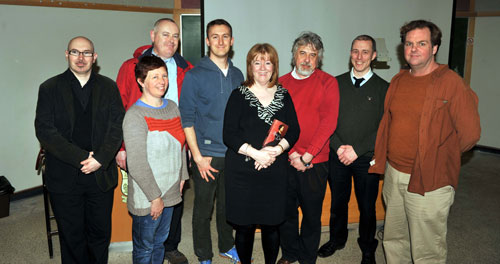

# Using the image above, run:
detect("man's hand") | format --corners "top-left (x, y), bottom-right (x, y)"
top-left (193, 156), bottom-right (218, 182)
top-left (150, 197), bottom-right (164, 220)
top-left (289, 151), bottom-right (300, 160)
top-left (338, 145), bottom-right (358, 166)
top-left (290, 156), bottom-right (306, 172)
top-left (115, 150), bottom-right (127, 169)
top-left (80, 152), bottom-right (102, 174)
top-left (289, 152), bottom-right (314, 172)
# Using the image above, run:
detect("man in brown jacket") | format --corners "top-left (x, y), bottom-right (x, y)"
top-left (369, 20), bottom-right (480, 264)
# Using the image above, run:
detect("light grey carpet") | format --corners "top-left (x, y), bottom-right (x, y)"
top-left (0, 150), bottom-right (498, 263)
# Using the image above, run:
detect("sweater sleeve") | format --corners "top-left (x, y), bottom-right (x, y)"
top-left (179, 71), bottom-right (197, 128)
top-left (123, 108), bottom-right (162, 202)
top-left (223, 90), bottom-right (246, 152)
top-left (180, 147), bottom-right (189, 181)
top-left (176, 105), bottom-right (190, 182)
top-left (305, 76), bottom-right (340, 157)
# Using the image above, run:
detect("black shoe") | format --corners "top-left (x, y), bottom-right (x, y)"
top-left (164, 249), bottom-right (189, 264)
top-left (317, 241), bottom-right (345, 258)
top-left (361, 252), bottom-right (376, 264)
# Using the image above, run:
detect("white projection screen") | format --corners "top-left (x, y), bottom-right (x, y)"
top-left (204, 0), bottom-right (454, 82)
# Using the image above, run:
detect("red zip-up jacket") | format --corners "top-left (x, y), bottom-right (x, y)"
top-left (116, 45), bottom-right (194, 150)
top-left (116, 45), bottom-right (194, 110)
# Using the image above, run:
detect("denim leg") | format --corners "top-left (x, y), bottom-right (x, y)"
top-left (152, 207), bottom-right (173, 263)
top-left (164, 201), bottom-right (183, 251)
top-left (132, 207), bottom-right (174, 264)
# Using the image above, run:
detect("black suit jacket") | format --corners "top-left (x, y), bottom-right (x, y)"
top-left (35, 69), bottom-right (125, 193)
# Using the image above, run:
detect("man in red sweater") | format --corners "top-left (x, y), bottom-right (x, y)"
top-left (278, 32), bottom-right (339, 264)
top-left (115, 18), bottom-right (193, 264)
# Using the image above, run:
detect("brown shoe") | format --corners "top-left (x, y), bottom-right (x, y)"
top-left (277, 258), bottom-right (296, 264)
top-left (164, 249), bottom-right (188, 264)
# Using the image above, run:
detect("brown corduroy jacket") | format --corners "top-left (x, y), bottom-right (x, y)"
top-left (369, 64), bottom-right (481, 195)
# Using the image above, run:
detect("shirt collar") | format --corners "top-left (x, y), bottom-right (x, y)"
top-left (350, 68), bottom-right (373, 86)
top-left (151, 50), bottom-right (175, 65)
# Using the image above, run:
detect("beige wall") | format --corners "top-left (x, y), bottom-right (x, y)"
top-left (205, 0), bottom-right (453, 82)
top-left (0, 4), bottom-right (169, 191)
top-left (470, 17), bottom-right (500, 148)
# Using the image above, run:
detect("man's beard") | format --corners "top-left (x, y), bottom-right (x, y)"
top-left (296, 63), bottom-right (314, 77)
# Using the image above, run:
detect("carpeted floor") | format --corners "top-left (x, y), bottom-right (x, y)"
top-left (0, 150), bottom-right (498, 263)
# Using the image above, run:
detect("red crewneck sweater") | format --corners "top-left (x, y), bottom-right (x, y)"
top-left (279, 69), bottom-right (339, 164)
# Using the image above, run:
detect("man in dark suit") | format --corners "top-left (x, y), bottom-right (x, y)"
top-left (35, 36), bottom-right (124, 264)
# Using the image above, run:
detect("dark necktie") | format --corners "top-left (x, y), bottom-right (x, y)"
top-left (353, 77), bottom-right (365, 88)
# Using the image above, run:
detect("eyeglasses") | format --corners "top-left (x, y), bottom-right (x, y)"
top-left (68, 49), bottom-right (94, 57)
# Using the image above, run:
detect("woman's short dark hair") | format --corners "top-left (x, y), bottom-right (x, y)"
top-left (400, 20), bottom-right (442, 53)
top-left (242, 43), bottom-right (279, 88)
top-left (134, 56), bottom-right (167, 92)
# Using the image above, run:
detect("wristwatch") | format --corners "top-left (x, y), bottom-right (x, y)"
top-left (300, 156), bottom-right (311, 168)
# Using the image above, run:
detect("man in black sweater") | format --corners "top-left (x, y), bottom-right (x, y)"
top-left (317, 35), bottom-right (388, 264)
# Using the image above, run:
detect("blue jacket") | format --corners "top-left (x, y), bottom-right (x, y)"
top-left (179, 56), bottom-right (244, 157)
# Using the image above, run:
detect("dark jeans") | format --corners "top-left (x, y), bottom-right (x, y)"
top-left (233, 224), bottom-right (280, 264)
top-left (280, 162), bottom-right (328, 264)
top-left (192, 157), bottom-right (234, 261)
top-left (328, 153), bottom-right (380, 253)
top-left (164, 200), bottom-right (184, 252)
top-left (49, 173), bottom-right (114, 264)
top-left (132, 207), bottom-right (174, 264)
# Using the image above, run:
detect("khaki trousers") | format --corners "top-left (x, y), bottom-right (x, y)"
top-left (382, 163), bottom-right (455, 264)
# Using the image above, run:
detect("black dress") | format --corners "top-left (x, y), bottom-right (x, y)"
top-left (223, 85), bottom-right (300, 225)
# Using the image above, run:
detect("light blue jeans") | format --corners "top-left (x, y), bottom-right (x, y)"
top-left (132, 206), bottom-right (174, 264)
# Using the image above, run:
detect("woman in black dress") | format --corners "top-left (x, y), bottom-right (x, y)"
top-left (223, 43), bottom-right (300, 264)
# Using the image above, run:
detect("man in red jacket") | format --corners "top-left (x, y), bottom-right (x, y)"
top-left (115, 18), bottom-right (193, 264)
